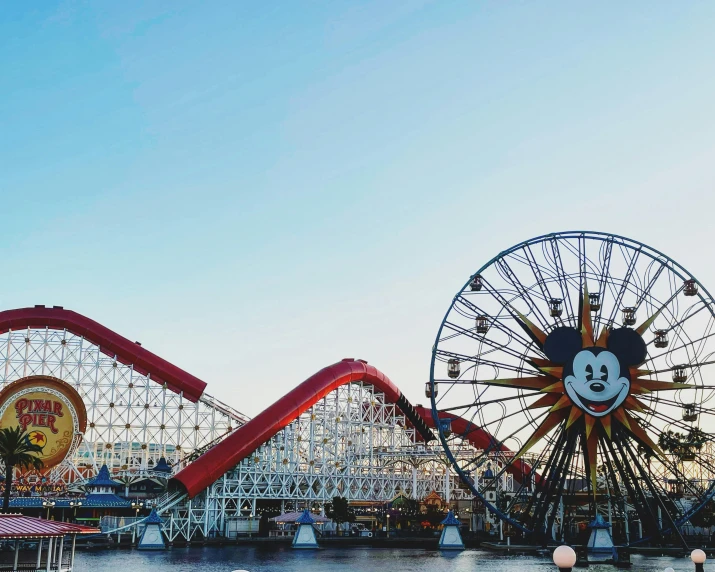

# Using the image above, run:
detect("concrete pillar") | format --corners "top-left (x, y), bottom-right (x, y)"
top-left (36, 539), bottom-right (43, 570)
top-left (13, 540), bottom-right (19, 570)
top-left (58, 536), bottom-right (64, 571)
top-left (444, 466), bottom-right (450, 504)
top-left (46, 537), bottom-right (53, 572)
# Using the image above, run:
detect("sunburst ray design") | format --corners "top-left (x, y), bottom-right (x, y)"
top-left (493, 290), bottom-right (679, 487)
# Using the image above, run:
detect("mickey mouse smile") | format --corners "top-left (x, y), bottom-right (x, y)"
top-left (566, 382), bottom-right (628, 415)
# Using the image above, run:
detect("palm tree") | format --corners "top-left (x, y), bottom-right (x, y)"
top-left (0, 427), bottom-right (44, 513)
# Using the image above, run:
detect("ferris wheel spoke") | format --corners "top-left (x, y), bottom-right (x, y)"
top-left (455, 295), bottom-right (538, 352)
top-left (590, 235), bottom-right (615, 339)
top-left (516, 246), bottom-right (559, 307)
top-left (604, 245), bottom-right (643, 327)
top-left (434, 349), bottom-right (540, 376)
top-left (544, 237), bottom-right (579, 326)
top-left (504, 446), bottom-right (552, 514)
top-left (439, 390), bottom-right (543, 413)
top-left (460, 409), bottom-right (552, 472)
top-left (649, 359), bottom-right (715, 375)
top-left (494, 258), bottom-right (553, 330)
top-left (616, 429), bottom-right (688, 546)
top-left (632, 261), bottom-right (669, 315)
top-left (442, 320), bottom-right (543, 363)
top-left (646, 329), bottom-right (715, 362)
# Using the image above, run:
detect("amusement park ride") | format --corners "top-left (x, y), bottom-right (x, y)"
top-left (0, 231), bottom-right (713, 551)
top-left (429, 231), bottom-right (715, 548)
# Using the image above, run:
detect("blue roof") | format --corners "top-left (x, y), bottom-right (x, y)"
top-left (86, 465), bottom-right (121, 488)
top-left (143, 508), bottom-right (163, 524)
top-left (153, 457), bottom-right (172, 474)
top-left (8, 495), bottom-right (131, 508)
top-left (9, 497), bottom-right (73, 508)
top-left (588, 513), bottom-right (610, 529)
top-left (83, 493), bottom-right (132, 508)
top-left (441, 510), bottom-right (461, 526)
top-left (295, 509), bottom-right (315, 524)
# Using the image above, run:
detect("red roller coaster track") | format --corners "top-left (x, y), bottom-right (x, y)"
top-left (0, 306), bottom-right (207, 402)
top-left (171, 359), bottom-right (537, 498)
top-left (170, 358), bottom-right (432, 497)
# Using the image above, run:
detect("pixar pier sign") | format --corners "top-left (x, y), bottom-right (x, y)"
top-left (15, 398), bottom-right (66, 434)
top-left (0, 376), bottom-right (87, 469)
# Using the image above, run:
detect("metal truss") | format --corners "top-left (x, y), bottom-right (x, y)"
top-left (163, 382), bottom-right (499, 541)
top-left (0, 327), bottom-right (248, 484)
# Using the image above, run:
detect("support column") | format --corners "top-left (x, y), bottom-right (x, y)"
top-left (412, 466), bottom-right (418, 499)
top-left (46, 537), bottom-right (53, 572)
top-left (70, 535), bottom-right (76, 572)
top-left (58, 536), bottom-right (64, 571)
top-left (444, 466), bottom-right (450, 504)
top-left (36, 539), bottom-right (43, 570)
top-left (13, 539), bottom-right (19, 570)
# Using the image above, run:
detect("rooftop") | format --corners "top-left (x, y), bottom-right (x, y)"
top-left (85, 464), bottom-right (121, 488)
top-left (0, 514), bottom-right (99, 539)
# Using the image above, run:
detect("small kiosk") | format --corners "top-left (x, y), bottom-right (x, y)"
top-left (439, 510), bottom-right (464, 550)
top-left (292, 509), bottom-right (319, 549)
top-left (586, 513), bottom-right (615, 562)
top-left (137, 508), bottom-right (166, 550)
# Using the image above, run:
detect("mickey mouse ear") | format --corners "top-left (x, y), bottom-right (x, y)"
top-left (543, 327), bottom-right (583, 364)
top-left (607, 328), bottom-right (647, 366)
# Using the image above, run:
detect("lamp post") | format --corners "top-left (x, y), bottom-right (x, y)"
top-left (69, 501), bottom-right (82, 521)
top-left (553, 545), bottom-right (577, 572)
top-left (130, 501), bottom-right (144, 544)
top-left (131, 500), bottom-right (144, 517)
top-left (692, 549), bottom-right (707, 572)
top-left (386, 513), bottom-right (390, 538)
top-left (42, 500), bottom-right (55, 520)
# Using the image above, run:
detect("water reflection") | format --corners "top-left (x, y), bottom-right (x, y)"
top-left (74, 546), bottom-right (690, 572)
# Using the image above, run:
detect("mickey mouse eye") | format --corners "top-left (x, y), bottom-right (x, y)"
top-left (585, 364), bottom-right (593, 381)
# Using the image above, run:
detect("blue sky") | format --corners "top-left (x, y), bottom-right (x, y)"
top-left (2, 1), bottom-right (715, 414)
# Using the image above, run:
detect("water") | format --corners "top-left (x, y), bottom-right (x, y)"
top-left (73, 546), bottom-right (692, 572)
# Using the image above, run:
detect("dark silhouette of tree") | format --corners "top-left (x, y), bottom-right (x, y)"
top-left (0, 427), bottom-right (44, 513)
top-left (326, 496), bottom-right (355, 527)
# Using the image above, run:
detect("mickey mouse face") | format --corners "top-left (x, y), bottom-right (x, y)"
top-left (564, 348), bottom-right (629, 416)
top-left (543, 326), bottom-right (647, 418)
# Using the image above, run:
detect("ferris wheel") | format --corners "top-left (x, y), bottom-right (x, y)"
top-left (429, 231), bottom-right (715, 546)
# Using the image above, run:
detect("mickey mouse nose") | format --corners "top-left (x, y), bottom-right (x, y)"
top-left (590, 382), bottom-right (605, 393)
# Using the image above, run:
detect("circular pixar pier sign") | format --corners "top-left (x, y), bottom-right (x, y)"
top-left (0, 375), bottom-right (87, 469)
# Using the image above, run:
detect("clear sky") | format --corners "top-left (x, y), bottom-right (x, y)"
top-left (2, 1), bottom-right (715, 416)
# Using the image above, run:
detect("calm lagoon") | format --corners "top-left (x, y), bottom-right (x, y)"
top-left (73, 546), bottom-right (693, 572)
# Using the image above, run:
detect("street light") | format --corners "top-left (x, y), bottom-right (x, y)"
top-left (553, 545), bottom-right (577, 572)
top-left (42, 500), bottom-right (56, 520)
top-left (131, 500), bottom-right (144, 517)
top-left (386, 513), bottom-right (390, 538)
top-left (691, 549), bottom-right (707, 572)
top-left (69, 501), bottom-right (82, 520)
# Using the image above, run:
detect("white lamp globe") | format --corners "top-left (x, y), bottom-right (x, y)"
top-left (692, 549), bottom-right (707, 564)
top-left (664, 567), bottom-right (675, 572)
top-left (553, 545), bottom-right (577, 568)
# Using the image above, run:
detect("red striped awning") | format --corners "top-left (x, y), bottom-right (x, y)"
top-left (0, 515), bottom-right (99, 538)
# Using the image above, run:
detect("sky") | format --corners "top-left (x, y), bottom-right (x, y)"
top-left (2, 1), bottom-right (715, 416)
